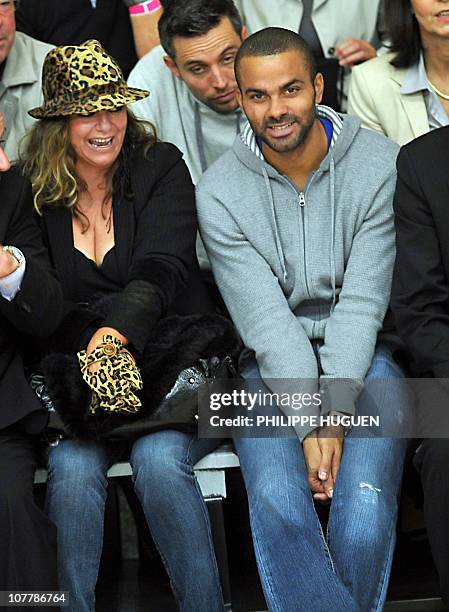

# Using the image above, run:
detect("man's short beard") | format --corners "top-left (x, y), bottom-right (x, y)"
top-left (254, 105), bottom-right (318, 154)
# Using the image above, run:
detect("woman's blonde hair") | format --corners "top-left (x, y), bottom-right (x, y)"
top-left (20, 109), bottom-right (157, 223)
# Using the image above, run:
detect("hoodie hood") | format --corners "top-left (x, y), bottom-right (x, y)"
top-left (235, 104), bottom-right (360, 175)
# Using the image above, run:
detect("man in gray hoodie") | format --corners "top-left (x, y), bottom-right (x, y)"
top-left (197, 28), bottom-right (409, 611)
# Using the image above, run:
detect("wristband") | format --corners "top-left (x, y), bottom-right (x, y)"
top-left (127, 0), bottom-right (161, 15)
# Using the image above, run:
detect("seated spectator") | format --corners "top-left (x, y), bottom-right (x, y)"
top-left (0, 112), bottom-right (63, 597)
top-left (20, 40), bottom-right (225, 612)
top-left (128, 0), bottom-right (247, 186)
top-left (16, 0), bottom-right (164, 77)
top-left (128, 0), bottom-right (248, 270)
top-left (348, 0), bottom-right (449, 145)
top-left (0, 0), bottom-right (52, 160)
top-left (232, 0), bottom-right (386, 109)
top-left (392, 129), bottom-right (449, 607)
top-left (197, 28), bottom-right (409, 611)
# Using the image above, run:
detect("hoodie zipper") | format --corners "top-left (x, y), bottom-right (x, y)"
top-left (298, 190), bottom-right (311, 298)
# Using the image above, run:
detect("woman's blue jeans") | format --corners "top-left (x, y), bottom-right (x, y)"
top-left (234, 343), bottom-right (409, 612)
top-left (46, 431), bottom-right (225, 612)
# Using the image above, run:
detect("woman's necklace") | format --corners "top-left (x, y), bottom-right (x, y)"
top-left (428, 78), bottom-right (449, 101)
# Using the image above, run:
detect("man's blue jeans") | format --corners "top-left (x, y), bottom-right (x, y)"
top-left (46, 431), bottom-right (225, 612)
top-left (234, 343), bottom-right (409, 612)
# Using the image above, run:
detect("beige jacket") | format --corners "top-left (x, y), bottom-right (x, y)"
top-left (347, 53), bottom-right (429, 146)
top-left (0, 32), bottom-right (53, 161)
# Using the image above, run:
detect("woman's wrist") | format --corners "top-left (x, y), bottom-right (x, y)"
top-left (87, 327), bottom-right (129, 357)
top-left (95, 327), bottom-right (128, 345)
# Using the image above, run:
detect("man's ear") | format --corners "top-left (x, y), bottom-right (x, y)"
top-left (241, 25), bottom-right (249, 41)
top-left (163, 55), bottom-right (182, 79)
top-left (236, 86), bottom-right (243, 111)
top-left (314, 72), bottom-right (324, 105)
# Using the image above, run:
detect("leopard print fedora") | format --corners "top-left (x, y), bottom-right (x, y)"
top-left (28, 39), bottom-right (149, 119)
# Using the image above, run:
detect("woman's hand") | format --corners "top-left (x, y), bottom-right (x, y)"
top-left (334, 38), bottom-right (377, 67)
top-left (86, 326), bottom-right (128, 372)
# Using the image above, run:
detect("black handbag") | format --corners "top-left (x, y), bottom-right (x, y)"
top-left (30, 313), bottom-right (241, 442)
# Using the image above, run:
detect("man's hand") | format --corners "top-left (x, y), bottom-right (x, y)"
top-left (316, 425), bottom-right (345, 500)
top-left (334, 38), bottom-right (377, 67)
top-left (303, 425), bottom-right (345, 501)
top-left (0, 246), bottom-right (20, 279)
top-left (303, 431), bottom-right (333, 501)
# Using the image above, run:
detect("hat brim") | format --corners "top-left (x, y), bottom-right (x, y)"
top-left (28, 85), bottom-right (150, 119)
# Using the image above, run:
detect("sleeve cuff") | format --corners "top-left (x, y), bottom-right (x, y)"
top-left (319, 377), bottom-right (363, 416)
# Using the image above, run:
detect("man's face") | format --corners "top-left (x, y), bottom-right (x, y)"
top-left (236, 49), bottom-right (323, 154)
top-left (164, 17), bottom-right (247, 114)
top-left (0, 1), bottom-right (16, 65)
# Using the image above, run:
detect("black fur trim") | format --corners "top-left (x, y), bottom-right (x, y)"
top-left (41, 313), bottom-right (242, 440)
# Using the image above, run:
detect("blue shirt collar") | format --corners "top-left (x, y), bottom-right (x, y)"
top-left (401, 52), bottom-right (433, 96)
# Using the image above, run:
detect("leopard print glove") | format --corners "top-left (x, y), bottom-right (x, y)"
top-left (78, 335), bottom-right (143, 414)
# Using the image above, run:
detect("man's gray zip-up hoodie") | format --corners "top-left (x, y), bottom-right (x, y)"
top-left (196, 106), bottom-right (399, 440)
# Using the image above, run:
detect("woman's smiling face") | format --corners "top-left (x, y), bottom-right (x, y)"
top-left (411, 0), bottom-right (449, 40)
top-left (68, 108), bottom-right (127, 174)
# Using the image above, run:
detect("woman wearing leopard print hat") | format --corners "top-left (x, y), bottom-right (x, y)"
top-left (21, 40), bottom-right (226, 612)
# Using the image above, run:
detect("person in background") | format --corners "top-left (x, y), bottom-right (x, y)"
top-left (16, 0), bottom-right (164, 77)
top-left (0, 0), bottom-right (52, 161)
top-left (128, 0), bottom-right (248, 272)
top-left (129, 0), bottom-right (248, 186)
top-left (232, 0), bottom-right (386, 109)
top-left (0, 110), bottom-right (63, 599)
top-left (21, 40), bottom-right (225, 612)
top-left (348, 0), bottom-right (449, 145)
top-left (197, 28), bottom-right (409, 611)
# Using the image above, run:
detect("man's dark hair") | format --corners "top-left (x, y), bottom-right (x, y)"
top-left (158, 0), bottom-right (243, 60)
top-left (385, 0), bottom-right (421, 69)
top-left (235, 28), bottom-right (317, 87)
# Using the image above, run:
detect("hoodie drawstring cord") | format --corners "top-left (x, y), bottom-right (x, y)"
top-left (329, 157), bottom-right (337, 313)
top-left (262, 164), bottom-right (288, 283)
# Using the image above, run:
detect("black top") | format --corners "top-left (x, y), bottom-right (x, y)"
top-left (392, 126), bottom-right (449, 377)
top-left (39, 143), bottom-right (216, 357)
top-left (73, 247), bottom-right (121, 303)
top-left (0, 168), bottom-right (63, 431)
top-left (16, 0), bottom-right (138, 77)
